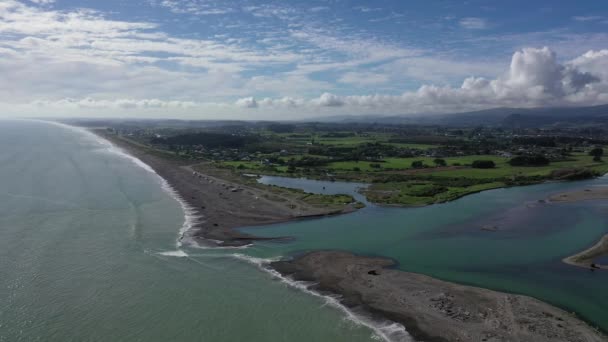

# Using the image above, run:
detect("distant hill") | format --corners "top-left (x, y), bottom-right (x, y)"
top-left (320, 104), bottom-right (608, 127)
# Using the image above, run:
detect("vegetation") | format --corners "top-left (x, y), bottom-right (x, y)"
top-left (508, 154), bottom-right (550, 166)
top-left (590, 147), bottom-right (604, 162)
top-left (471, 160), bottom-right (496, 169)
top-left (108, 121), bottom-right (608, 207)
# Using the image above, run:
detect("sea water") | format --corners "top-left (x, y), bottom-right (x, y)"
top-left (0, 120), bottom-right (393, 342)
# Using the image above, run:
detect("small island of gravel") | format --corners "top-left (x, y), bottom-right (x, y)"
top-left (564, 234), bottom-right (608, 270)
top-left (271, 251), bottom-right (606, 342)
top-left (549, 187), bottom-right (608, 203)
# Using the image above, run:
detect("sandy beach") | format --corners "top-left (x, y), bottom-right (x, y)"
top-left (95, 131), bottom-right (358, 247)
top-left (272, 251), bottom-right (607, 342)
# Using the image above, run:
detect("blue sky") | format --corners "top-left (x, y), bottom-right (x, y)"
top-left (1, 0), bottom-right (608, 119)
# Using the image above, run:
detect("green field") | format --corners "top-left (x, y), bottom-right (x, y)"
top-left (327, 155), bottom-right (507, 172)
top-left (217, 140), bottom-right (608, 207)
top-left (274, 132), bottom-right (436, 150)
top-left (362, 153), bottom-right (608, 206)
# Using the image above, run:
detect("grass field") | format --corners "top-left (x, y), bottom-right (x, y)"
top-left (275, 132), bottom-right (436, 150)
top-left (362, 153), bottom-right (608, 206)
top-left (327, 155), bottom-right (507, 172)
top-left (217, 141), bottom-right (608, 207)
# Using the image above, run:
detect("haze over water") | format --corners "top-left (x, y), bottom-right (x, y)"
top-left (2, 120), bottom-right (608, 341)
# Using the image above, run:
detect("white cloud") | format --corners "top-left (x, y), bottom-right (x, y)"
top-left (573, 16), bottom-right (603, 22)
top-left (232, 47), bottom-right (607, 115)
top-left (459, 17), bottom-right (488, 30)
top-left (235, 97), bottom-right (258, 108)
top-left (1, 1), bottom-right (608, 120)
top-left (313, 93), bottom-right (345, 107)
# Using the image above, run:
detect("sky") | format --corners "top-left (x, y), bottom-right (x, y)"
top-left (1, 0), bottom-right (608, 120)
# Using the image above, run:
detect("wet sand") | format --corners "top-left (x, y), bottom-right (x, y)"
top-left (95, 131), bottom-right (358, 247)
top-left (549, 187), bottom-right (608, 203)
top-left (272, 251), bottom-right (607, 342)
top-left (564, 234), bottom-right (608, 270)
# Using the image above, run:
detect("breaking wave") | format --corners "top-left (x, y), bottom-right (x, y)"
top-left (231, 253), bottom-right (414, 342)
top-left (40, 120), bottom-right (201, 249)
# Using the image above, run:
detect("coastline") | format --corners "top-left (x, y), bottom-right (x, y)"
top-left (93, 130), bottom-right (360, 247)
top-left (271, 251), bottom-right (607, 342)
top-left (83, 126), bottom-right (608, 340)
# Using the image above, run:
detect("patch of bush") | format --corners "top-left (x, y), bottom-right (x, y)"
top-left (508, 155), bottom-right (550, 166)
top-left (471, 160), bottom-right (496, 169)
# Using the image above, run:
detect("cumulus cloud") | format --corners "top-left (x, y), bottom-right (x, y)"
top-left (314, 93), bottom-right (345, 107)
top-left (1, 1), bottom-right (608, 120)
top-left (235, 97), bottom-right (258, 108)
top-left (503, 47), bottom-right (598, 98)
top-left (236, 47), bottom-right (607, 115)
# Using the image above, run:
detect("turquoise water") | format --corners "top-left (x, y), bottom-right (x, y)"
top-left (248, 176), bottom-right (608, 332)
top-left (0, 120), bottom-right (394, 342)
top-left (2, 120), bottom-right (607, 342)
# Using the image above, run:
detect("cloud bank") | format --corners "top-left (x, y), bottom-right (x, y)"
top-left (230, 47), bottom-right (607, 115)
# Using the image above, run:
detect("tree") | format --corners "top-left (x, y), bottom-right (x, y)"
top-left (471, 160), bottom-right (496, 169)
top-left (509, 155), bottom-right (550, 166)
top-left (589, 148), bottom-right (604, 162)
top-left (411, 160), bottom-right (425, 169)
top-left (433, 158), bottom-right (446, 167)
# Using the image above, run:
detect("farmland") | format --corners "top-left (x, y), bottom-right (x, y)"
top-left (108, 121), bottom-right (608, 206)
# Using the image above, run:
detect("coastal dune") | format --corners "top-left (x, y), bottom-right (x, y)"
top-left (272, 251), bottom-right (607, 342)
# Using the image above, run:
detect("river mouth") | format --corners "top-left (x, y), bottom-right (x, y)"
top-left (247, 174), bottom-right (608, 333)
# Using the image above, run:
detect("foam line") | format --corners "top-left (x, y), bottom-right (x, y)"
top-left (38, 120), bottom-right (200, 249)
top-left (230, 253), bottom-right (414, 342)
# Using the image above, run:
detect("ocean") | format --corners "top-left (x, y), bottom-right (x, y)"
top-left (0, 120), bottom-right (394, 342)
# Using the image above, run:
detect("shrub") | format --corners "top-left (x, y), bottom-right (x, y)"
top-left (411, 160), bottom-right (425, 169)
top-left (471, 160), bottom-right (496, 169)
top-left (509, 155), bottom-right (550, 166)
top-left (433, 158), bottom-right (447, 167)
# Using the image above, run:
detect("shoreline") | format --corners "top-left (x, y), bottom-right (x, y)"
top-left (271, 251), bottom-right (607, 342)
top-left (85, 126), bottom-right (607, 340)
top-left (93, 130), bottom-right (360, 247)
